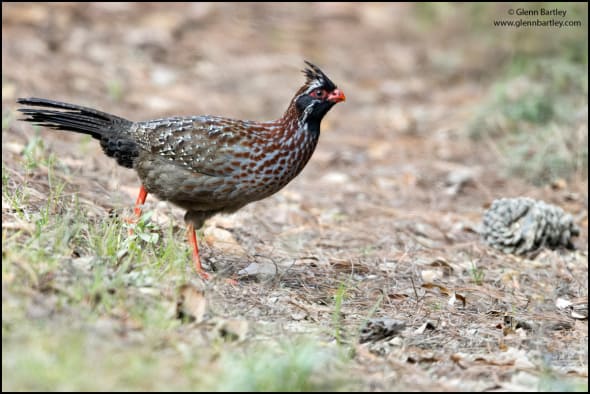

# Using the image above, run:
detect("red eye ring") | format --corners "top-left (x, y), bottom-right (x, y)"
top-left (310, 89), bottom-right (325, 99)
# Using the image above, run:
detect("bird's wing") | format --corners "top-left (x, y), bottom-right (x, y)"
top-left (133, 116), bottom-right (256, 177)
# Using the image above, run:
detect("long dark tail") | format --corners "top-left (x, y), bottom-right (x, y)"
top-left (17, 97), bottom-right (138, 168)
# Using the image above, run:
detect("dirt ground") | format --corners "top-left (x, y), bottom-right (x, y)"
top-left (2, 3), bottom-right (588, 391)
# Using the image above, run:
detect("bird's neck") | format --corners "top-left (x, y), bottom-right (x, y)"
top-left (280, 87), bottom-right (322, 139)
top-left (262, 97), bottom-right (320, 180)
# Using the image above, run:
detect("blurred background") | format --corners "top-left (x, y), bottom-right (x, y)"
top-left (2, 3), bottom-right (588, 391)
top-left (3, 3), bottom-right (588, 188)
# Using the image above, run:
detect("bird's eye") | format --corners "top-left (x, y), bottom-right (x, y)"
top-left (310, 89), bottom-right (325, 99)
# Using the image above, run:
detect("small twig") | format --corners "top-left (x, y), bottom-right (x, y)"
top-left (410, 275), bottom-right (420, 304)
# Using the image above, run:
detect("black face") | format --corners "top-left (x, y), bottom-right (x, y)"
top-left (295, 90), bottom-right (338, 122)
top-left (294, 62), bottom-right (345, 133)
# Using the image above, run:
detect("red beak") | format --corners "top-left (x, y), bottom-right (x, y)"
top-left (327, 89), bottom-right (346, 103)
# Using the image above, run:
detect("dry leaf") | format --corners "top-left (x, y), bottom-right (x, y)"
top-left (428, 257), bottom-right (454, 274)
top-left (176, 284), bottom-right (207, 323)
top-left (571, 303), bottom-right (588, 320)
top-left (387, 293), bottom-right (409, 300)
top-left (237, 261), bottom-right (277, 280)
top-left (555, 297), bottom-right (573, 309)
top-left (422, 282), bottom-right (450, 296)
top-left (203, 226), bottom-right (248, 256)
top-left (414, 321), bottom-right (436, 334)
top-left (454, 292), bottom-right (466, 307)
top-left (421, 269), bottom-right (443, 282)
top-left (215, 319), bottom-right (249, 342)
top-left (360, 318), bottom-right (406, 343)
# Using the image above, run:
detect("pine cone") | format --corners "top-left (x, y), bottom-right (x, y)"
top-left (481, 197), bottom-right (579, 254)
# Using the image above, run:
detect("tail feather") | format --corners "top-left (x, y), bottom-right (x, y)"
top-left (17, 97), bottom-right (132, 138)
top-left (18, 110), bottom-right (109, 137)
top-left (17, 97), bottom-right (138, 168)
top-left (17, 97), bottom-right (129, 121)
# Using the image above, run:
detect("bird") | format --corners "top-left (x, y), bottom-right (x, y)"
top-left (17, 61), bottom-right (346, 280)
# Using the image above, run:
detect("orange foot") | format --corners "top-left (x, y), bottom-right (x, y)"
top-left (125, 185), bottom-right (149, 235)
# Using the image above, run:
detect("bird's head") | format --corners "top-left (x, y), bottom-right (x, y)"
top-left (289, 61), bottom-right (345, 130)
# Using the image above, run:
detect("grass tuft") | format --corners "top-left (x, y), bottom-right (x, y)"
top-left (214, 339), bottom-right (351, 392)
top-left (468, 57), bottom-right (587, 185)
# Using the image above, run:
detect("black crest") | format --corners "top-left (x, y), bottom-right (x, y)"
top-left (302, 61), bottom-right (337, 91)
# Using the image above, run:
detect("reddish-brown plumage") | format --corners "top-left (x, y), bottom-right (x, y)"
top-left (17, 61), bottom-right (345, 280)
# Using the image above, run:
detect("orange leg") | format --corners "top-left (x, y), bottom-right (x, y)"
top-left (125, 185), bottom-right (148, 232)
top-left (133, 185), bottom-right (148, 219)
top-left (129, 187), bottom-right (235, 284)
top-left (187, 222), bottom-right (210, 280)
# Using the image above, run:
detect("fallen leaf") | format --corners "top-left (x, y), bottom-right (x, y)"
top-left (421, 269), bottom-right (443, 282)
top-left (215, 319), bottom-right (249, 342)
top-left (360, 318), bottom-right (406, 343)
top-left (176, 284), bottom-right (207, 323)
top-left (414, 321), bottom-right (436, 334)
top-left (555, 297), bottom-right (572, 309)
top-left (422, 282), bottom-right (450, 296)
top-left (237, 261), bottom-right (277, 280)
top-left (203, 226), bottom-right (247, 256)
